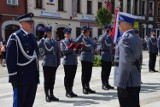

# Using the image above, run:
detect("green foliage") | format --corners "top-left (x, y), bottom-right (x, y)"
top-left (95, 7), bottom-right (112, 27)
top-left (93, 55), bottom-right (101, 67)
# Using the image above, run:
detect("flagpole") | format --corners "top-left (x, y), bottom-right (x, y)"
top-left (114, 9), bottom-right (120, 43)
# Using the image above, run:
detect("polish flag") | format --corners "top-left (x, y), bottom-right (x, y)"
top-left (110, 9), bottom-right (122, 43)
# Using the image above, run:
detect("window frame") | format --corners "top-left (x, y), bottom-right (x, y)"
top-left (127, 0), bottom-right (131, 13)
top-left (158, 2), bottom-right (160, 17)
top-left (98, 29), bottom-right (102, 37)
top-left (134, 0), bottom-right (138, 15)
top-left (141, 0), bottom-right (147, 16)
top-left (35, 0), bottom-right (43, 9)
top-left (77, 0), bottom-right (81, 13)
top-left (149, 1), bottom-right (154, 16)
top-left (98, 2), bottom-right (102, 10)
top-left (87, 0), bottom-right (92, 14)
top-left (7, 0), bottom-right (19, 6)
top-left (58, 0), bottom-right (64, 11)
top-left (76, 27), bottom-right (82, 38)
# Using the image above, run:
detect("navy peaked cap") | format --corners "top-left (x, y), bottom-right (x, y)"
top-left (150, 28), bottom-right (156, 32)
top-left (119, 15), bottom-right (134, 24)
top-left (63, 28), bottom-right (72, 34)
top-left (135, 30), bottom-right (139, 34)
top-left (82, 26), bottom-right (90, 31)
top-left (17, 13), bottom-right (34, 22)
top-left (44, 26), bottom-right (52, 32)
top-left (104, 25), bottom-right (111, 29)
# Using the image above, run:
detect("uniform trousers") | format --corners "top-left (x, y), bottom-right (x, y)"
top-left (64, 65), bottom-right (77, 88)
top-left (81, 61), bottom-right (93, 88)
top-left (149, 53), bottom-right (157, 71)
top-left (118, 87), bottom-right (140, 107)
top-left (101, 60), bottom-right (112, 85)
top-left (13, 85), bottom-right (37, 107)
top-left (43, 66), bottom-right (57, 93)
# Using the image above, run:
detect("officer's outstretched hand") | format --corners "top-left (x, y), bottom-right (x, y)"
top-left (11, 81), bottom-right (18, 88)
top-left (118, 87), bottom-right (128, 97)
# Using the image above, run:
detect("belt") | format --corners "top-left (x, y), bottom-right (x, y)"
top-left (82, 50), bottom-right (92, 53)
top-left (114, 61), bottom-right (136, 67)
top-left (101, 50), bottom-right (110, 52)
top-left (65, 52), bottom-right (75, 56)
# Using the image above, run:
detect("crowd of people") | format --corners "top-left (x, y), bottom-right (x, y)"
top-left (3, 11), bottom-right (160, 107)
top-left (0, 41), bottom-right (6, 67)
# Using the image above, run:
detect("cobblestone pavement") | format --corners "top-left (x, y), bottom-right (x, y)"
top-left (0, 51), bottom-right (160, 107)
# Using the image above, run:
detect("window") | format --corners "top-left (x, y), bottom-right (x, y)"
top-left (120, 0), bottom-right (123, 12)
top-left (58, 0), bottom-right (64, 11)
top-left (76, 28), bottom-right (81, 38)
top-left (36, 0), bottom-right (42, 9)
top-left (111, 1), bottom-right (115, 14)
top-left (77, 0), bottom-right (81, 13)
top-left (98, 29), bottom-right (102, 37)
top-left (149, 1), bottom-right (154, 16)
top-left (90, 28), bottom-right (92, 37)
top-left (141, 1), bottom-right (146, 15)
top-left (158, 3), bottom-right (160, 17)
top-left (7, 0), bottom-right (18, 6)
top-left (127, 0), bottom-right (131, 13)
top-left (134, 0), bottom-right (138, 14)
top-left (87, 1), bottom-right (92, 14)
top-left (98, 2), bottom-right (102, 10)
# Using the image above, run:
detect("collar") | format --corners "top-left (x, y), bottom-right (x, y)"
top-left (81, 33), bottom-right (89, 39)
top-left (46, 37), bottom-right (52, 40)
top-left (122, 29), bottom-right (134, 37)
top-left (21, 28), bottom-right (29, 35)
top-left (151, 35), bottom-right (156, 38)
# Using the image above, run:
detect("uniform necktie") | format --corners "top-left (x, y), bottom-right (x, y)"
top-left (27, 33), bottom-right (32, 39)
top-left (50, 39), bottom-right (54, 45)
top-left (69, 38), bottom-right (72, 42)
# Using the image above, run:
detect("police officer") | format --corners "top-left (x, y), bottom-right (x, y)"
top-left (38, 26), bottom-right (60, 102)
top-left (114, 13), bottom-right (142, 107)
top-left (99, 25), bottom-right (114, 90)
top-left (158, 34), bottom-right (160, 54)
top-left (148, 29), bottom-right (158, 72)
top-left (77, 26), bottom-right (96, 94)
top-left (60, 28), bottom-right (78, 98)
top-left (6, 13), bottom-right (39, 107)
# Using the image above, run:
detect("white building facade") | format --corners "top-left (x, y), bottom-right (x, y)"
top-left (27, 0), bottom-right (106, 40)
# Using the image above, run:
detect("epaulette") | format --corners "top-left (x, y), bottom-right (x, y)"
top-left (9, 34), bottom-right (17, 41)
top-left (123, 33), bottom-right (130, 38)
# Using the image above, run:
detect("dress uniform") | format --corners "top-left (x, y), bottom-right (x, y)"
top-left (158, 35), bottom-right (160, 53)
top-left (114, 13), bottom-right (142, 107)
top-left (6, 13), bottom-right (39, 107)
top-left (38, 26), bottom-right (60, 102)
top-left (99, 25), bottom-right (114, 90)
top-left (148, 29), bottom-right (158, 72)
top-left (60, 28), bottom-right (78, 98)
top-left (77, 26), bottom-right (96, 94)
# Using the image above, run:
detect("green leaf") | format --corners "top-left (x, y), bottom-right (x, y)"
top-left (95, 7), bottom-right (112, 27)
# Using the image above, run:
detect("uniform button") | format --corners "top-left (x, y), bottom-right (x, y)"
top-left (26, 50), bottom-right (29, 53)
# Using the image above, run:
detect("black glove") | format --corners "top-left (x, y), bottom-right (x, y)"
top-left (118, 87), bottom-right (128, 97)
top-left (11, 81), bottom-right (18, 88)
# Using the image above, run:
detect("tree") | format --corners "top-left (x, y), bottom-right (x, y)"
top-left (95, 7), bottom-right (112, 27)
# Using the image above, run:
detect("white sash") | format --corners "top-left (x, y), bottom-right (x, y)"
top-left (7, 33), bottom-right (38, 66)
